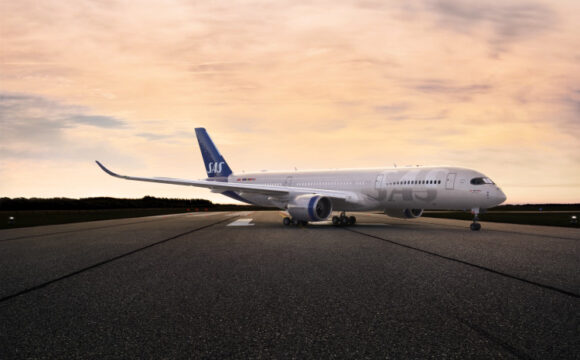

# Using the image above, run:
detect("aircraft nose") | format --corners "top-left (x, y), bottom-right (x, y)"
top-left (497, 189), bottom-right (507, 204)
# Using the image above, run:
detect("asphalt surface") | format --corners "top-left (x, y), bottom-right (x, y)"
top-left (0, 211), bottom-right (578, 359)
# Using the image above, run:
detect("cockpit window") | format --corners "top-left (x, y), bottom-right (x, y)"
top-left (470, 177), bottom-right (494, 185)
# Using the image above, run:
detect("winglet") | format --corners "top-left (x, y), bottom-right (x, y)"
top-left (95, 160), bottom-right (125, 179)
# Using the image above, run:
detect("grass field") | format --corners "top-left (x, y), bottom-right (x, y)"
top-left (423, 211), bottom-right (579, 228)
top-left (1, 209), bottom-right (579, 230)
top-left (0, 209), bottom-right (190, 230)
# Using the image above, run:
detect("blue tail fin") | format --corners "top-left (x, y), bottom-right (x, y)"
top-left (195, 128), bottom-right (233, 178)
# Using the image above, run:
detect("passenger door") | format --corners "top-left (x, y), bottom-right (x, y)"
top-left (445, 173), bottom-right (456, 190)
top-left (375, 173), bottom-right (387, 201)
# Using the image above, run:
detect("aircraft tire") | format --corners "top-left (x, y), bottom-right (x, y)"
top-left (470, 223), bottom-right (481, 231)
top-left (283, 217), bottom-right (291, 226)
top-left (332, 216), bottom-right (340, 226)
top-left (349, 216), bottom-right (356, 225)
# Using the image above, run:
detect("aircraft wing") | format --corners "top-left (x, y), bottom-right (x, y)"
top-left (95, 161), bottom-right (357, 201)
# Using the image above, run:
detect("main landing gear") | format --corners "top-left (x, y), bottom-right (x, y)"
top-left (332, 212), bottom-right (356, 227)
top-left (470, 208), bottom-right (482, 231)
top-left (283, 217), bottom-right (308, 227)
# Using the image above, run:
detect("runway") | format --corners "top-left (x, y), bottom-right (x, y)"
top-left (1, 211), bottom-right (578, 359)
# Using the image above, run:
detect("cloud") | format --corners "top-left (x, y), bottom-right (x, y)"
top-left (556, 88), bottom-right (580, 134)
top-left (407, 79), bottom-right (492, 101)
top-left (135, 132), bottom-right (173, 141)
top-left (426, 0), bottom-right (556, 54)
top-left (372, 101), bottom-right (449, 124)
top-left (374, 103), bottom-right (409, 114)
top-left (189, 62), bottom-right (247, 74)
top-left (0, 93), bottom-right (126, 132)
top-left (0, 65), bottom-right (77, 81)
top-left (70, 114), bottom-right (125, 128)
top-left (0, 92), bottom-right (129, 160)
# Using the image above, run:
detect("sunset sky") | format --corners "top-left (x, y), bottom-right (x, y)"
top-left (1, 0), bottom-right (579, 204)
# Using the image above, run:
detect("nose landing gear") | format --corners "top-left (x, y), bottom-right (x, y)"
top-left (470, 208), bottom-right (482, 231)
top-left (332, 212), bottom-right (356, 226)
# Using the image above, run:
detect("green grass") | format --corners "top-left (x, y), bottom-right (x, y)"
top-left (0, 208), bottom-right (192, 229)
top-left (2, 209), bottom-right (579, 230)
top-left (423, 211), bottom-right (580, 228)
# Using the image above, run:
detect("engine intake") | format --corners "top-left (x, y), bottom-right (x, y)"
top-left (384, 208), bottom-right (423, 219)
top-left (288, 195), bottom-right (332, 222)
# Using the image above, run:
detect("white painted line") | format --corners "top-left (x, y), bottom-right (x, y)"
top-left (227, 218), bottom-right (255, 227)
top-left (184, 212), bottom-right (223, 217)
top-left (309, 221), bottom-right (332, 226)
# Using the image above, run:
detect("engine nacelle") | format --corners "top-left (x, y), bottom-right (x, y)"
top-left (384, 208), bottom-right (424, 219)
top-left (287, 195), bottom-right (332, 222)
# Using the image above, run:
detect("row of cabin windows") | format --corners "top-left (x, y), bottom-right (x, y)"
top-left (260, 180), bottom-right (441, 186)
top-left (263, 180), bottom-right (372, 186)
top-left (387, 180), bottom-right (441, 186)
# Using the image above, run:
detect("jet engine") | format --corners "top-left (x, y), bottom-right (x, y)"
top-left (384, 208), bottom-right (424, 219)
top-left (287, 195), bottom-right (332, 222)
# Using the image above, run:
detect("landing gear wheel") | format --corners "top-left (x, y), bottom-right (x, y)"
top-left (283, 217), bottom-right (291, 226)
top-left (333, 213), bottom-right (356, 226)
top-left (470, 222), bottom-right (481, 231)
top-left (470, 208), bottom-right (482, 231)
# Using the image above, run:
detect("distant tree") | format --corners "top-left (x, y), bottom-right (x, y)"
top-left (0, 196), bottom-right (215, 210)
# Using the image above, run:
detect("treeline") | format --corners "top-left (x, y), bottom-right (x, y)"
top-left (0, 196), bottom-right (265, 211)
top-left (492, 204), bottom-right (580, 211)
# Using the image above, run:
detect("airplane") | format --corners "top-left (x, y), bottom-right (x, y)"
top-left (96, 128), bottom-right (507, 230)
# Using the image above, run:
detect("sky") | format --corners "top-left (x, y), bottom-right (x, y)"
top-left (1, 0), bottom-right (579, 204)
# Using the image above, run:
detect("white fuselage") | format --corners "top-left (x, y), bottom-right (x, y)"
top-left (223, 166), bottom-right (506, 212)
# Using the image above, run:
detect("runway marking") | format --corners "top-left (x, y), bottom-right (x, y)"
top-left (0, 215), bottom-right (238, 304)
top-left (185, 212), bottom-right (223, 217)
top-left (342, 227), bottom-right (580, 299)
top-left (309, 221), bottom-right (332, 226)
top-left (227, 218), bottom-right (255, 226)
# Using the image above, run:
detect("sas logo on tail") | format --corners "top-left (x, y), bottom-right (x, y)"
top-left (207, 161), bottom-right (225, 174)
